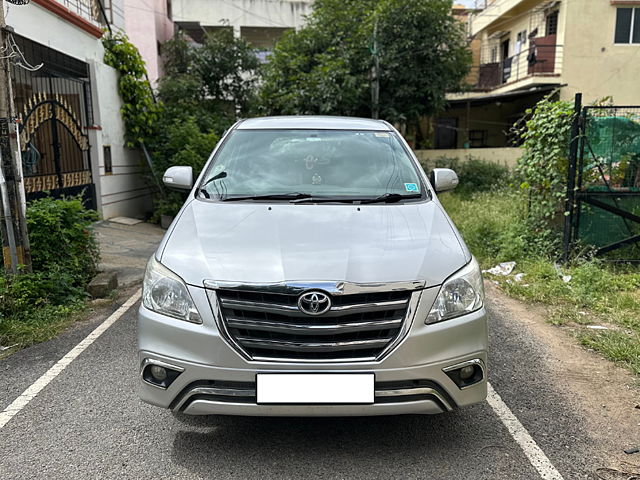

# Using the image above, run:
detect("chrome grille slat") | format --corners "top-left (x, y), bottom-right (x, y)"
top-left (219, 297), bottom-right (409, 316)
top-left (226, 317), bottom-right (403, 334)
top-left (209, 282), bottom-right (421, 362)
top-left (331, 299), bottom-right (409, 313)
top-left (235, 337), bottom-right (392, 352)
top-left (219, 298), bottom-right (299, 314)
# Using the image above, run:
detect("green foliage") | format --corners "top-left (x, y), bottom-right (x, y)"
top-left (27, 195), bottom-right (100, 284)
top-left (0, 301), bottom-right (84, 357)
top-left (102, 30), bottom-right (163, 148)
top-left (146, 117), bottom-right (220, 220)
top-left (374, 0), bottom-right (471, 123)
top-left (103, 30), bottom-right (235, 221)
top-left (580, 330), bottom-right (640, 375)
top-left (159, 30), bottom-right (260, 117)
top-left (440, 186), bottom-right (640, 378)
top-left (514, 94), bottom-right (574, 253)
top-left (439, 190), bottom-right (532, 263)
top-left (0, 196), bottom-right (100, 353)
top-left (431, 156), bottom-right (510, 196)
top-left (260, 0), bottom-right (471, 124)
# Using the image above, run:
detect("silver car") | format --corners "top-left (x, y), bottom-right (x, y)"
top-left (139, 116), bottom-right (487, 416)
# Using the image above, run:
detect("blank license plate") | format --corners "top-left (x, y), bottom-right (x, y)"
top-left (256, 373), bottom-right (375, 404)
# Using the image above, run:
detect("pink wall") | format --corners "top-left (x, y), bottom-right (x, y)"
top-left (124, 0), bottom-right (174, 88)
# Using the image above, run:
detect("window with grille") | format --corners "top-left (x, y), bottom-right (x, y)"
top-left (491, 46), bottom-right (498, 63)
top-left (469, 130), bottom-right (488, 148)
top-left (546, 10), bottom-right (559, 36)
top-left (615, 8), bottom-right (640, 44)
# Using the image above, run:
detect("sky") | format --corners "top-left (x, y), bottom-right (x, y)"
top-left (456, 0), bottom-right (481, 8)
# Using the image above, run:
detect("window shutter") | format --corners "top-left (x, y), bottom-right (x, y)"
top-left (615, 8), bottom-right (633, 44)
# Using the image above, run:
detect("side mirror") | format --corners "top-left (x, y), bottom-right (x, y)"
top-left (163, 166), bottom-right (193, 190)
top-left (430, 168), bottom-right (459, 193)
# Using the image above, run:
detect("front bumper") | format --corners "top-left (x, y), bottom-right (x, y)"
top-left (138, 285), bottom-right (488, 416)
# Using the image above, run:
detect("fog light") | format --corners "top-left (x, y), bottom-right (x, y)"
top-left (459, 365), bottom-right (475, 380)
top-left (141, 359), bottom-right (184, 389)
top-left (150, 365), bottom-right (167, 381)
top-left (442, 359), bottom-right (485, 390)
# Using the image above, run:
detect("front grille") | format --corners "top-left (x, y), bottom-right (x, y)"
top-left (212, 288), bottom-right (415, 361)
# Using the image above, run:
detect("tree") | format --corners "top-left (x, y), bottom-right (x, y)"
top-left (158, 29), bottom-right (261, 118)
top-left (260, 0), bottom-right (373, 118)
top-left (375, 0), bottom-right (471, 123)
top-left (260, 0), bottom-right (471, 126)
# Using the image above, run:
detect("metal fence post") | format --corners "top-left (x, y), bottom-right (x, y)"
top-left (562, 93), bottom-right (582, 263)
top-left (573, 106), bottom-right (587, 251)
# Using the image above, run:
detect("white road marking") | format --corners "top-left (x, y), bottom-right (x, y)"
top-left (487, 382), bottom-right (565, 480)
top-left (0, 289), bottom-right (142, 430)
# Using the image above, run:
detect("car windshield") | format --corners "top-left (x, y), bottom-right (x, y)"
top-left (199, 129), bottom-right (426, 201)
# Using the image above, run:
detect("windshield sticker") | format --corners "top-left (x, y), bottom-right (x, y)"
top-left (404, 183), bottom-right (419, 192)
top-left (374, 133), bottom-right (390, 137)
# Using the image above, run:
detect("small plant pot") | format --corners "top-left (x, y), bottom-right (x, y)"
top-left (160, 214), bottom-right (175, 230)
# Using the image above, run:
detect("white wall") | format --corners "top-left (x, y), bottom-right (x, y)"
top-left (90, 61), bottom-right (154, 219)
top-left (7, 1), bottom-right (106, 62)
top-left (110, 0), bottom-right (127, 30)
top-left (172, 0), bottom-right (314, 29)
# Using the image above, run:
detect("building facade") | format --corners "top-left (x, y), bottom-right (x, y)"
top-left (124, 0), bottom-right (175, 87)
top-left (8, 0), bottom-right (153, 219)
top-left (430, 0), bottom-right (640, 150)
top-left (171, 0), bottom-right (314, 48)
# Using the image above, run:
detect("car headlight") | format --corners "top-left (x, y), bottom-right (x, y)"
top-left (426, 256), bottom-right (484, 324)
top-left (143, 256), bottom-right (202, 324)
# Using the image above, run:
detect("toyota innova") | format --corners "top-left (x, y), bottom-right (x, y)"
top-left (139, 116), bottom-right (487, 416)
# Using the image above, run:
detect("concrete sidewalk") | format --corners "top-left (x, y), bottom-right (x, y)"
top-left (95, 219), bottom-right (165, 287)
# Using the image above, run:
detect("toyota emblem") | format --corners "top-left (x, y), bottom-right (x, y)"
top-left (298, 291), bottom-right (331, 316)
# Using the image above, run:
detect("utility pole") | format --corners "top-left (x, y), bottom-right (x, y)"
top-left (0, 1), bottom-right (32, 275)
top-left (371, 20), bottom-right (380, 120)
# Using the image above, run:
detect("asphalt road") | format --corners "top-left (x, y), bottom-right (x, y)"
top-left (0, 290), bottom-right (599, 479)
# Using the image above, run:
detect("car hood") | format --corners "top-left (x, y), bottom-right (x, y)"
top-left (160, 199), bottom-right (468, 288)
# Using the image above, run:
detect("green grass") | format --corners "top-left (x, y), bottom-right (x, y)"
top-left (0, 303), bottom-right (86, 359)
top-left (580, 331), bottom-right (640, 375)
top-left (439, 189), bottom-right (640, 375)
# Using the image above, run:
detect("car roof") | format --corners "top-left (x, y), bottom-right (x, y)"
top-left (236, 116), bottom-right (392, 131)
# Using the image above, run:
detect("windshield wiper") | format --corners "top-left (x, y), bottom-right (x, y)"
top-left (290, 196), bottom-right (358, 204)
top-left (359, 193), bottom-right (422, 204)
top-left (219, 193), bottom-right (314, 202)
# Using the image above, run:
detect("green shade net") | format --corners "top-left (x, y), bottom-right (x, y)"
top-left (577, 110), bottom-right (640, 257)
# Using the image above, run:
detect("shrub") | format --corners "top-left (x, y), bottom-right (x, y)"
top-left (430, 155), bottom-right (511, 196)
top-left (0, 195), bottom-right (100, 352)
top-left (513, 95), bottom-right (573, 251)
top-left (26, 194), bottom-right (100, 285)
top-left (148, 116), bottom-right (220, 220)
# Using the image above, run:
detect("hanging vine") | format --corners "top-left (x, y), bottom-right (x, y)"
top-left (101, 30), bottom-right (163, 148)
top-left (513, 95), bottom-right (574, 251)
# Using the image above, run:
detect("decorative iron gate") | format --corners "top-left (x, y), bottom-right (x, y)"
top-left (11, 35), bottom-right (96, 209)
top-left (563, 94), bottom-right (640, 261)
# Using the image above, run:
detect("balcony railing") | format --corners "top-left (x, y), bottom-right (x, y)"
top-left (469, 44), bottom-right (563, 91)
top-left (53, 0), bottom-right (110, 27)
